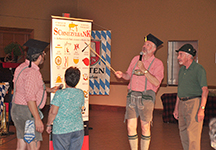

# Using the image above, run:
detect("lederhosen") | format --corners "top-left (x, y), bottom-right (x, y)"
top-left (124, 58), bottom-right (155, 123)
top-left (11, 66), bottom-right (45, 141)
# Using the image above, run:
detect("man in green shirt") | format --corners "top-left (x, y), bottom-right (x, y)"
top-left (173, 44), bottom-right (209, 150)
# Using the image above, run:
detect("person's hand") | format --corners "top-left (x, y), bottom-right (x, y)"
top-left (137, 61), bottom-right (146, 71)
top-left (115, 71), bottom-right (123, 78)
top-left (46, 86), bottom-right (58, 93)
top-left (35, 119), bottom-right (44, 133)
top-left (50, 86), bottom-right (60, 93)
top-left (46, 126), bottom-right (52, 134)
top-left (197, 108), bottom-right (205, 122)
top-left (53, 86), bottom-right (59, 93)
top-left (173, 108), bottom-right (179, 120)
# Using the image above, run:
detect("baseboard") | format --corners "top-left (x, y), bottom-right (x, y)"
top-left (44, 104), bottom-right (162, 112)
top-left (89, 104), bottom-right (126, 112)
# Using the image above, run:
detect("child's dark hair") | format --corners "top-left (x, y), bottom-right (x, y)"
top-left (65, 67), bottom-right (81, 87)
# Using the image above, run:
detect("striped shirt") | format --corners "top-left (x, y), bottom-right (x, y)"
top-left (13, 59), bottom-right (47, 109)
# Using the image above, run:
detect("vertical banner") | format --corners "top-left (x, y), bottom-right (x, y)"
top-left (0, 82), bottom-right (9, 116)
top-left (50, 16), bottom-right (92, 150)
top-left (89, 30), bottom-right (111, 95)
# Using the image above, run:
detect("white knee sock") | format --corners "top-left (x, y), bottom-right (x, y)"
top-left (140, 135), bottom-right (151, 150)
top-left (128, 134), bottom-right (138, 150)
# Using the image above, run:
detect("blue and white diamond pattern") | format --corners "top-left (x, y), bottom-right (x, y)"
top-left (0, 82), bottom-right (9, 116)
top-left (90, 30), bottom-right (111, 95)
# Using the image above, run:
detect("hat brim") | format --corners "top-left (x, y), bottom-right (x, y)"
top-left (175, 49), bottom-right (195, 56)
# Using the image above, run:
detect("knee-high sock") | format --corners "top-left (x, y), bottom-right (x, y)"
top-left (141, 135), bottom-right (151, 150)
top-left (128, 134), bottom-right (138, 150)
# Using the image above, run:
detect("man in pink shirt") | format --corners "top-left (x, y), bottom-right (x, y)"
top-left (11, 39), bottom-right (57, 150)
top-left (115, 34), bottom-right (164, 150)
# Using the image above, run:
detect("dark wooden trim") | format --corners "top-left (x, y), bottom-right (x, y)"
top-left (44, 81), bottom-right (50, 84)
top-left (110, 82), bottom-right (168, 87)
top-left (208, 86), bottom-right (216, 89)
top-left (110, 81), bottom-right (128, 85)
top-left (160, 83), bottom-right (167, 87)
top-left (0, 26), bottom-right (34, 34)
top-left (0, 26), bottom-right (34, 39)
top-left (44, 80), bottom-right (216, 89)
top-left (89, 104), bottom-right (163, 111)
top-left (89, 104), bottom-right (125, 111)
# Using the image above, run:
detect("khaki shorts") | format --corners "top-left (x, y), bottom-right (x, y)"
top-left (11, 103), bottom-right (43, 141)
top-left (124, 90), bottom-right (155, 122)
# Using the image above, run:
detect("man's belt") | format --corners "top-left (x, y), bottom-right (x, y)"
top-left (179, 96), bottom-right (201, 101)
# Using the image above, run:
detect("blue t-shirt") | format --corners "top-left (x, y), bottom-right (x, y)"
top-left (51, 88), bottom-right (84, 134)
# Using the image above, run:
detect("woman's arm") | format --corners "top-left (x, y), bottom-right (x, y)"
top-left (46, 105), bottom-right (59, 134)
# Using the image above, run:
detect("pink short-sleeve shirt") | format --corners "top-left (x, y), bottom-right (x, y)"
top-left (126, 55), bottom-right (164, 92)
top-left (13, 59), bottom-right (47, 109)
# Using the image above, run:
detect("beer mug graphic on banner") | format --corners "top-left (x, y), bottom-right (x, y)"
top-left (73, 57), bottom-right (79, 65)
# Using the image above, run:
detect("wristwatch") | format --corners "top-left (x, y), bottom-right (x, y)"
top-left (200, 106), bottom-right (205, 110)
top-left (144, 70), bottom-right (148, 74)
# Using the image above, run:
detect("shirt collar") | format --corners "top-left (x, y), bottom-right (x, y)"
top-left (24, 59), bottom-right (40, 71)
top-left (184, 60), bottom-right (195, 70)
top-left (144, 55), bottom-right (155, 63)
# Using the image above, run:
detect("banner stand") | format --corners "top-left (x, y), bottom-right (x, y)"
top-left (50, 16), bottom-right (92, 150)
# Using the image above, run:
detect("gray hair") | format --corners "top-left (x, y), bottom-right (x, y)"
top-left (185, 52), bottom-right (194, 59)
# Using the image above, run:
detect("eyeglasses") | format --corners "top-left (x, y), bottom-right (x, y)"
top-left (41, 51), bottom-right (46, 56)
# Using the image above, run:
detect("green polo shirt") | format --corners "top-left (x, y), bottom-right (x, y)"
top-left (177, 60), bottom-right (207, 98)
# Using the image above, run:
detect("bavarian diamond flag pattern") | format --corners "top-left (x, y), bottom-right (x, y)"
top-left (0, 82), bottom-right (9, 116)
top-left (90, 30), bottom-right (111, 95)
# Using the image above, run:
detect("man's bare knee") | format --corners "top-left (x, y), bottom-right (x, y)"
top-left (127, 118), bottom-right (138, 135)
top-left (141, 120), bottom-right (151, 135)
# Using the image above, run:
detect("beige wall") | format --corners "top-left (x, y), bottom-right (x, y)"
top-left (77, 0), bottom-right (216, 86)
top-left (1, 0), bottom-right (216, 108)
top-left (0, 0), bottom-right (78, 81)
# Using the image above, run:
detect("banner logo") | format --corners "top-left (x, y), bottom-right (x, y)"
top-left (73, 57), bottom-right (79, 65)
top-left (55, 75), bottom-right (63, 84)
top-left (64, 42), bottom-right (71, 54)
top-left (55, 56), bottom-right (62, 66)
top-left (55, 44), bottom-right (62, 48)
top-left (90, 40), bottom-right (101, 66)
top-left (83, 90), bottom-right (89, 98)
top-left (69, 22), bottom-right (78, 32)
top-left (82, 58), bottom-right (89, 66)
top-left (83, 73), bottom-right (88, 81)
top-left (63, 56), bottom-right (68, 68)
